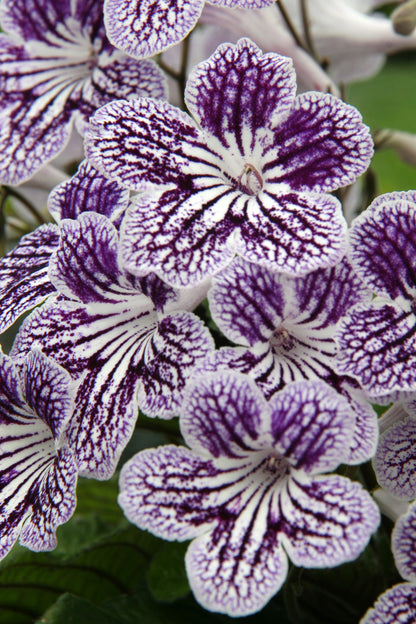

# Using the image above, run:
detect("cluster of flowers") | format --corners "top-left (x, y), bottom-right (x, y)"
top-left (1, 0), bottom-right (416, 620)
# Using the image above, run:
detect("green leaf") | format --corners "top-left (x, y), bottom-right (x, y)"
top-left (74, 475), bottom-right (125, 525)
top-left (0, 526), bottom-right (161, 624)
top-left (146, 541), bottom-right (190, 602)
top-left (36, 594), bottom-right (121, 624)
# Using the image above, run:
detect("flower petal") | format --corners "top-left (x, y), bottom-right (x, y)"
top-left (336, 301), bottom-right (416, 395)
top-left (266, 92), bottom-right (373, 194)
top-left (47, 160), bottom-right (130, 224)
top-left (137, 311), bottom-right (214, 418)
top-left (181, 370), bottom-right (271, 459)
top-left (373, 418), bottom-right (416, 500)
top-left (185, 38), bottom-right (296, 149)
top-left (0, 224), bottom-right (58, 333)
top-left (186, 512), bottom-right (288, 617)
top-left (269, 381), bottom-right (354, 473)
top-left (85, 97), bottom-right (201, 191)
top-left (392, 501), bottom-right (416, 582)
top-left (349, 191), bottom-right (416, 300)
top-left (104, 0), bottom-right (204, 59)
top-left (119, 188), bottom-right (237, 287)
top-left (360, 583), bottom-right (416, 624)
top-left (279, 475), bottom-right (380, 568)
top-left (236, 191), bottom-right (347, 275)
top-left (118, 445), bottom-right (220, 541)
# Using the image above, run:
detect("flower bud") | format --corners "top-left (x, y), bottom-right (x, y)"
top-left (391, 0), bottom-right (416, 35)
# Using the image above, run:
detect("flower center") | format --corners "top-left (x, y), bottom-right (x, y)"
top-left (236, 163), bottom-right (263, 196)
top-left (270, 327), bottom-right (295, 353)
top-left (266, 453), bottom-right (289, 475)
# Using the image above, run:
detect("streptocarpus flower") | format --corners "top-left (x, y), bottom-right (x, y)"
top-left (119, 371), bottom-right (380, 616)
top-left (104, 0), bottom-right (274, 60)
top-left (0, 160), bottom-right (130, 334)
top-left (11, 212), bottom-right (214, 479)
top-left (203, 255), bottom-right (378, 463)
top-left (86, 38), bottom-right (373, 287)
top-left (0, 0), bottom-right (167, 185)
top-left (336, 191), bottom-right (416, 397)
top-left (0, 348), bottom-right (77, 559)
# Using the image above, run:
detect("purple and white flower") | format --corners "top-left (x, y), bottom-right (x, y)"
top-left (0, 160), bottom-right (130, 334)
top-left (11, 212), bottom-right (214, 479)
top-left (336, 191), bottom-right (416, 397)
top-left (202, 255), bottom-right (377, 463)
top-left (104, 0), bottom-right (274, 60)
top-left (0, 0), bottom-right (167, 185)
top-left (0, 348), bottom-right (77, 559)
top-left (86, 38), bottom-right (373, 287)
top-left (119, 370), bottom-right (380, 616)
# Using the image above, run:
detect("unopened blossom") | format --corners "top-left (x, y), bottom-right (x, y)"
top-left (0, 348), bottom-right (77, 559)
top-left (203, 255), bottom-right (377, 463)
top-left (0, 0), bottom-right (167, 185)
top-left (0, 160), bottom-right (129, 334)
top-left (86, 38), bottom-right (373, 288)
top-left (336, 191), bottom-right (416, 397)
top-left (11, 213), bottom-right (214, 479)
top-left (103, 0), bottom-right (273, 60)
top-left (119, 370), bottom-right (380, 617)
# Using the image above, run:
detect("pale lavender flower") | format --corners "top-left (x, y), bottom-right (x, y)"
top-left (119, 370), bottom-right (380, 616)
top-left (336, 191), bottom-right (416, 397)
top-left (11, 213), bottom-right (214, 479)
top-left (0, 348), bottom-right (77, 559)
top-left (0, 0), bottom-right (167, 185)
top-left (86, 38), bottom-right (373, 288)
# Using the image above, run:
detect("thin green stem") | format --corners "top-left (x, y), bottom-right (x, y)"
top-left (4, 186), bottom-right (46, 224)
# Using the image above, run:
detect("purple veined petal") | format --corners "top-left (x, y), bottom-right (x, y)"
top-left (341, 384), bottom-right (378, 465)
top-left (118, 445), bottom-right (220, 541)
top-left (75, 54), bottom-right (168, 135)
top-left (336, 301), bottom-right (416, 396)
top-left (185, 38), bottom-right (296, 150)
top-left (288, 256), bottom-right (372, 327)
top-left (0, 91), bottom-right (74, 185)
top-left (49, 213), bottom-right (133, 304)
top-left (278, 474), bottom-right (380, 569)
top-left (360, 583), bottom-right (416, 624)
top-left (185, 507), bottom-right (288, 617)
top-left (209, 256), bottom-right (286, 346)
top-left (119, 188), bottom-right (237, 288)
top-left (236, 191), bottom-right (347, 275)
top-left (349, 191), bottom-right (416, 300)
top-left (392, 501), bottom-right (416, 582)
top-left (269, 381), bottom-right (354, 474)
top-left (22, 349), bottom-right (74, 441)
top-left (0, 0), bottom-right (74, 44)
top-left (265, 92), bottom-right (373, 194)
top-left (11, 297), bottom-right (157, 479)
top-left (0, 350), bottom-right (77, 559)
top-left (137, 311), bottom-right (215, 418)
top-left (104, 0), bottom-right (205, 59)
top-left (85, 97), bottom-right (201, 191)
top-left (0, 224), bottom-right (58, 333)
top-left (181, 370), bottom-right (271, 459)
top-left (47, 159), bottom-right (130, 225)
top-left (19, 446), bottom-right (77, 551)
top-left (373, 418), bottom-right (416, 500)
